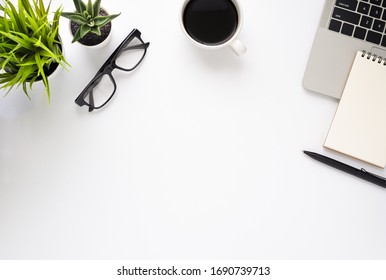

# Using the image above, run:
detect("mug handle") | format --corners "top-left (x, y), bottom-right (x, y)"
top-left (229, 39), bottom-right (247, 56)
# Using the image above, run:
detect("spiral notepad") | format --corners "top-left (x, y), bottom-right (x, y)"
top-left (324, 50), bottom-right (386, 168)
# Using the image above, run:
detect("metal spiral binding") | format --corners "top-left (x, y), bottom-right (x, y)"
top-left (361, 50), bottom-right (386, 65)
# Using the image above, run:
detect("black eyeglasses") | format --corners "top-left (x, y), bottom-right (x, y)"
top-left (75, 29), bottom-right (150, 111)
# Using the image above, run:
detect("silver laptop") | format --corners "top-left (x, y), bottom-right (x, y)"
top-left (303, 0), bottom-right (386, 99)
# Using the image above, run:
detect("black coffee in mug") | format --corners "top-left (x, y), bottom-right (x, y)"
top-left (183, 0), bottom-right (238, 46)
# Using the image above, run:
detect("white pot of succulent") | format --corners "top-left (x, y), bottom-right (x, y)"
top-left (61, 0), bottom-right (120, 49)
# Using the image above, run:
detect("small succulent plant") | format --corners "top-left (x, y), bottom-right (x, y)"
top-left (61, 0), bottom-right (120, 43)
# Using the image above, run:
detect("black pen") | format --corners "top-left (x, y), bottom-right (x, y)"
top-left (303, 150), bottom-right (386, 188)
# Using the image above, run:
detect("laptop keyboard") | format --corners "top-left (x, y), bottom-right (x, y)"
top-left (329, 0), bottom-right (386, 47)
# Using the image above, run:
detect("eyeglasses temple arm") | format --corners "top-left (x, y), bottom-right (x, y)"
top-left (121, 42), bottom-right (150, 52)
top-left (88, 89), bottom-right (95, 112)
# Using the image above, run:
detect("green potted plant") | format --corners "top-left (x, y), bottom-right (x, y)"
top-left (61, 0), bottom-right (120, 47)
top-left (0, 0), bottom-right (68, 101)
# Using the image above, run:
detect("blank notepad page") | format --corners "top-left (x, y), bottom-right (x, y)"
top-left (324, 51), bottom-right (386, 168)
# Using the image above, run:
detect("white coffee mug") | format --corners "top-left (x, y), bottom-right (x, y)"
top-left (180, 0), bottom-right (247, 56)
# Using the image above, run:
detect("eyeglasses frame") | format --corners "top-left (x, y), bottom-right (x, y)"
top-left (75, 28), bottom-right (150, 111)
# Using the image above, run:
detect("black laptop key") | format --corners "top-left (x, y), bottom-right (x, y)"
top-left (373, 19), bottom-right (385, 32)
top-left (366, 30), bottom-right (382, 44)
top-left (329, 19), bottom-right (343, 32)
top-left (354, 26), bottom-right (367, 39)
top-left (341, 23), bottom-right (355, 35)
top-left (358, 2), bottom-right (371, 14)
top-left (332, 7), bottom-right (361, 24)
top-left (336, 0), bottom-right (358, 11)
top-left (370, 0), bottom-right (382, 6)
top-left (360, 15), bottom-right (373, 28)
top-left (370, 5), bottom-right (382, 18)
top-left (381, 35), bottom-right (386, 47)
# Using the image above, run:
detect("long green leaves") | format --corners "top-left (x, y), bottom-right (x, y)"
top-left (0, 0), bottom-right (68, 101)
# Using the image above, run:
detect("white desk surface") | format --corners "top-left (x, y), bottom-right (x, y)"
top-left (1, 0), bottom-right (385, 259)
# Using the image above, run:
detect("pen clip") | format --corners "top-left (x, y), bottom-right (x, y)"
top-left (361, 168), bottom-right (386, 181)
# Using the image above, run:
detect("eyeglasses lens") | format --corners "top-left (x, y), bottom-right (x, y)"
top-left (115, 37), bottom-right (146, 70)
top-left (85, 74), bottom-right (115, 108)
